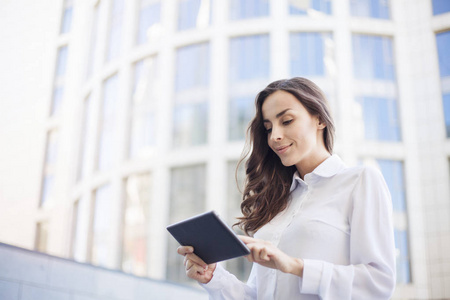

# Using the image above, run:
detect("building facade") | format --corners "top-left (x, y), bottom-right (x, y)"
top-left (1, 0), bottom-right (450, 298)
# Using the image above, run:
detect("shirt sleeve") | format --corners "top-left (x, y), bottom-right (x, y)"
top-left (200, 263), bottom-right (257, 300)
top-left (300, 166), bottom-right (396, 299)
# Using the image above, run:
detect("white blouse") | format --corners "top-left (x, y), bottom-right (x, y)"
top-left (202, 155), bottom-right (396, 300)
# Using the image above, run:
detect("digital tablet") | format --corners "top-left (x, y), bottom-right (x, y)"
top-left (166, 211), bottom-right (250, 264)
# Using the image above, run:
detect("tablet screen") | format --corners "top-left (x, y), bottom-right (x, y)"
top-left (167, 211), bottom-right (250, 264)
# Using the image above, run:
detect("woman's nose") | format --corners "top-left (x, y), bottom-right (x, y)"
top-left (270, 126), bottom-right (282, 141)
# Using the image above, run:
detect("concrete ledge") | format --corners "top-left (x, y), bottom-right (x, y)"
top-left (0, 243), bottom-right (208, 300)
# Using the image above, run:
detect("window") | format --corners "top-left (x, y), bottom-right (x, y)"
top-left (122, 173), bottom-right (152, 277)
top-left (130, 57), bottom-right (159, 158)
top-left (87, 2), bottom-right (103, 79)
top-left (97, 75), bottom-right (119, 171)
top-left (350, 0), bottom-right (390, 19)
top-left (432, 0), bottom-right (450, 15)
top-left (72, 195), bottom-right (90, 262)
top-left (91, 184), bottom-right (113, 268)
top-left (229, 0), bottom-right (269, 20)
top-left (137, 0), bottom-right (161, 45)
top-left (173, 103), bottom-right (208, 147)
top-left (229, 96), bottom-right (255, 140)
top-left (35, 221), bottom-right (49, 252)
top-left (178, 0), bottom-right (211, 30)
top-left (51, 46), bottom-right (69, 116)
top-left (359, 96), bottom-right (401, 141)
top-left (290, 32), bottom-right (332, 77)
top-left (77, 94), bottom-right (94, 181)
top-left (289, 0), bottom-right (332, 15)
top-left (436, 31), bottom-right (450, 137)
top-left (230, 35), bottom-right (270, 82)
top-left (107, 0), bottom-right (124, 61)
top-left (175, 43), bottom-right (209, 91)
top-left (436, 31), bottom-right (450, 77)
top-left (226, 161), bottom-right (252, 281)
top-left (377, 160), bottom-right (411, 284)
top-left (40, 130), bottom-right (58, 207)
top-left (60, 0), bottom-right (73, 34)
top-left (443, 94), bottom-right (450, 137)
top-left (174, 43), bottom-right (210, 147)
top-left (166, 165), bottom-right (206, 283)
top-left (352, 34), bottom-right (395, 81)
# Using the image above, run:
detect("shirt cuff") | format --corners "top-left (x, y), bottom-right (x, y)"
top-left (300, 259), bottom-right (333, 297)
top-left (300, 259), bottom-right (323, 295)
top-left (200, 263), bottom-right (228, 291)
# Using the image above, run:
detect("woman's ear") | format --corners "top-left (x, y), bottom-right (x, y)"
top-left (317, 118), bottom-right (326, 130)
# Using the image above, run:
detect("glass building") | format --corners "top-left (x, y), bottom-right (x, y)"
top-left (3, 0), bottom-right (449, 299)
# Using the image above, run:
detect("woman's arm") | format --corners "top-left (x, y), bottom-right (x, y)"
top-left (177, 246), bottom-right (257, 300)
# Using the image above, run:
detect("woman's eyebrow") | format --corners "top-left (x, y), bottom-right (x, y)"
top-left (263, 108), bottom-right (292, 123)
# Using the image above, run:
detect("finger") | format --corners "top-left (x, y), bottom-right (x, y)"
top-left (260, 248), bottom-right (270, 262)
top-left (185, 253), bottom-right (208, 269)
top-left (238, 235), bottom-right (255, 244)
top-left (185, 259), bottom-right (193, 271)
top-left (187, 263), bottom-right (206, 278)
top-left (177, 246), bottom-right (194, 256)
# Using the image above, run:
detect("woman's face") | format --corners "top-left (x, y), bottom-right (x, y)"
top-left (261, 90), bottom-right (326, 168)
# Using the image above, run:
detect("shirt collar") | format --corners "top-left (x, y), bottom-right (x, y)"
top-left (289, 154), bottom-right (346, 191)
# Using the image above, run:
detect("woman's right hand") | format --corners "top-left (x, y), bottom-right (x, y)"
top-left (177, 246), bottom-right (217, 284)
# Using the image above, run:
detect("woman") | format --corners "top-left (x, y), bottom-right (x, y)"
top-left (177, 77), bottom-right (396, 299)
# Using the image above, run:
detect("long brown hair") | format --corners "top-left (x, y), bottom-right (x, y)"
top-left (236, 77), bottom-right (335, 235)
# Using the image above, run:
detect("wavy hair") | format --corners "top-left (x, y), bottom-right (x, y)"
top-left (236, 77), bottom-right (335, 235)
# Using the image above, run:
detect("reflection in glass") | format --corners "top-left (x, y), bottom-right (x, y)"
top-left (78, 94), bottom-right (93, 181)
top-left (173, 102), bottom-right (208, 147)
top-left (166, 165), bottom-right (206, 283)
top-left (137, 1), bottom-right (161, 45)
top-left (436, 31), bottom-right (450, 78)
top-left (377, 160), bottom-right (411, 284)
top-left (229, 0), bottom-right (269, 20)
top-left (130, 57), bottom-right (159, 158)
top-left (51, 46), bottom-right (68, 116)
top-left (60, 0), bottom-right (73, 34)
top-left (72, 195), bottom-right (90, 262)
top-left (87, 2), bottom-right (102, 78)
top-left (353, 34), bottom-right (395, 81)
top-left (91, 185), bottom-right (113, 268)
top-left (229, 96), bottom-right (254, 141)
top-left (443, 94), bottom-right (450, 137)
top-left (178, 0), bottom-right (211, 30)
top-left (436, 31), bottom-right (450, 138)
top-left (290, 32), bottom-right (332, 77)
top-left (432, 0), bottom-right (450, 15)
top-left (360, 96), bottom-right (401, 141)
top-left (107, 0), bottom-right (125, 61)
top-left (98, 75), bottom-right (119, 171)
top-left (350, 0), bottom-right (390, 19)
top-left (122, 173), bottom-right (152, 276)
top-left (230, 35), bottom-right (269, 82)
top-left (41, 130), bottom-right (58, 206)
top-left (289, 0), bottom-right (331, 15)
top-left (35, 222), bottom-right (49, 252)
top-left (175, 43), bottom-right (210, 91)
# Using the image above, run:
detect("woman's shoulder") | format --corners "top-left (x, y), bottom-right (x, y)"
top-left (335, 163), bottom-right (385, 188)
top-left (340, 163), bottom-right (383, 179)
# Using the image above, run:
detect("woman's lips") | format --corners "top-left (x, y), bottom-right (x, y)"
top-left (276, 144), bottom-right (292, 154)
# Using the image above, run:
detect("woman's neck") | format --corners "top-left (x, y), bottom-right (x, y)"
top-left (295, 150), bottom-right (331, 180)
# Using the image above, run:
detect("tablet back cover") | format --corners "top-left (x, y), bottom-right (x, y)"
top-left (166, 211), bottom-right (250, 264)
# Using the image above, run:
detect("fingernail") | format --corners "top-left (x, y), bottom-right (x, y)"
top-left (204, 265), bottom-right (208, 270)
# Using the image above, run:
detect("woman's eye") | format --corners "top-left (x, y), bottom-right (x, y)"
top-left (283, 119), bottom-right (293, 125)
top-left (265, 128), bottom-right (272, 133)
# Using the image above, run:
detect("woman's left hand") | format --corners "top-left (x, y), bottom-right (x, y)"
top-left (239, 235), bottom-right (304, 277)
